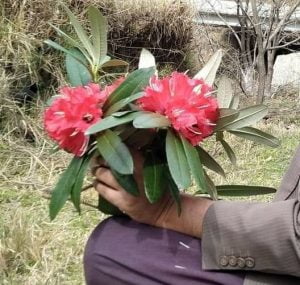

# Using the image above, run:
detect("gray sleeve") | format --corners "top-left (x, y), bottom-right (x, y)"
top-left (201, 198), bottom-right (300, 277)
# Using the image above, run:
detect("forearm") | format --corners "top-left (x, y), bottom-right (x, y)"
top-left (155, 194), bottom-right (213, 238)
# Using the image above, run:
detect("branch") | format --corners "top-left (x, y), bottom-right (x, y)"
top-left (268, 0), bottom-right (300, 42)
top-left (204, 0), bottom-right (243, 50)
top-left (268, 35), bottom-right (300, 50)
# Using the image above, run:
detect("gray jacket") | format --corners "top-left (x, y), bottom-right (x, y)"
top-left (202, 146), bottom-right (300, 285)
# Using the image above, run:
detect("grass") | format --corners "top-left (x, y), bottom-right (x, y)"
top-left (1, 101), bottom-right (299, 284)
top-left (0, 1), bottom-right (300, 283)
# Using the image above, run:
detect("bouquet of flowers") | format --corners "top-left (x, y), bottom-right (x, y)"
top-left (44, 5), bottom-right (279, 220)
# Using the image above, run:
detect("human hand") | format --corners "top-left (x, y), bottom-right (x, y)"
top-left (93, 150), bottom-right (173, 226)
top-left (93, 150), bottom-right (214, 238)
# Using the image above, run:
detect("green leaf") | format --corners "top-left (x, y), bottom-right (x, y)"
top-left (216, 108), bottom-right (239, 130)
top-left (112, 111), bottom-right (132, 117)
top-left (193, 49), bottom-right (223, 86)
top-left (143, 152), bottom-right (166, 203)
top-left (99, 55), bottom-right (111, 66)
top-left (133, 112), bottom-right (170, 129)
top-left (138, 48), bottom-right (156, 69)
top-left (220, 139), bottom-right (237, 165)
top-left (49, 24), bottom-right (81, 49)
top-left (66, 48), bottom-right (92, 86)
top-left (62, 4), bottom-right (95, 61)
top-left (229, 127), bottom-right (280, 148)
top-left (88, 6), bottom-right (107, 63)
top-left (44, 40), bottom-right (88, 65)
top-left (167, 172), bottom-right (181, 215)
top-left (104, 67), bottom-right (155, 108)
top-left (70, 154), bottom-right (92, 213)
top-left (98, 195), bottom-right (123, 215)
top-left (217, 75), bottom-right (233, 108)
top-left (111, 170), bottom-right (139, 197)
top-left (49, 156), bottom-right (83, 220)
top-left (86, 112), bottom-right (139, 135)
top-left (216, 105), bottom-right (268, 131)
top-left (197, 146), bottom-right (225, 177)
top-left (216, 185), bottom-right (276, 196)
top-left (229, 94), bottom-right (240, 109)
top-left (166, 130), bottom-right (191, 190)
top-left (105, 92), bottom-right (143, 116)
top-left (97, 130), bottom-right (133, 174)
top-left (203, 171), bottom-right (218, 200)
top-left (180, 135), bottom-right (207, 194)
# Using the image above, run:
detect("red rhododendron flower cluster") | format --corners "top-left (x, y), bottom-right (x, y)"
top-left (138, 72), bottom-right (219, 145)
top-left (44, 79), bottom-right (123, 156)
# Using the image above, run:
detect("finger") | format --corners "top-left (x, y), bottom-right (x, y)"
top-left (94, 181), bottom-right (121, 206)
top-left (95, 167), bottom-right (122, 190)
top-left (91, 164), bottom-right (109, 176)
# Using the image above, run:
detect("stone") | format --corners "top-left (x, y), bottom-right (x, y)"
top-left (272, 53), bottom-right (300, 88)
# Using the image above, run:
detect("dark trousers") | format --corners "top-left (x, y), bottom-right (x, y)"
top-left (84, 216), bottom-right (245, 285)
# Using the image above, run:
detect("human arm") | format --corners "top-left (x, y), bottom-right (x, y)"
top-left (93, 149), bottom-right (300, 277)
top-left (201, 195), bottom-right (300, 277)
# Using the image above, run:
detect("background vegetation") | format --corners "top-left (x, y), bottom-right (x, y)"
top-left (0, 0), bottom-right (299, 284)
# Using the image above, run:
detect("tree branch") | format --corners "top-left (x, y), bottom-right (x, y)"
top-left (268, 0), bottom-right (300, 42)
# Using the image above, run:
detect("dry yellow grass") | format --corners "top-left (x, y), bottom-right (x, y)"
top-left (1, 1), bottom-right (300, 284)
top-left (1, 97), bottom-right (300, 284)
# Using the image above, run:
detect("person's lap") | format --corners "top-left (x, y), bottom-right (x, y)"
top-left (84, 216), bottom-right (245, 285)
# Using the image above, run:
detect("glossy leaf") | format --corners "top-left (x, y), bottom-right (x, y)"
top-left (143, 153), bottom-right (166, 203)
top-left (70, 154), bottom-right (92, 213)
top-left (98, 195), bottom-right (123, 215)
top-left (97, 130), bottom-right (133, 174)
top-left (138, 48), bottom-right (156, 69)
top-left (49, 156), bottom-right (83, 220)
top-left (50, 24), bottom-right (78, 45)
top-left (229, 93), bottom-right (240, 109)
top-left (44, 40), bottom-right (87, 65)
top-left (216, 108), bottom-right (239, 129)
top-left (220, 139), bottom-right (237, 165)
top-left (105, 92), bottom-right (143, 116)
top-left (181, 135), bottom-right (207, 193)
top-left (86, 112), bottom-right (139, 135)
top-left (104, 67), bottom-right (155, 108)
top-left (217, 76), bottom-right (233, 108)
top-left (229, 127), bottom-right (280, 148)
top-left (193, 49), bottom-right (223, 86)
top-left (111, 170), bottom-right (139, 197)
top-left (167, 172), bottom-right (181, 214)
top-left (216, 105), bottom-right (268, 131)
top-left (203, 171), bottom-right (218, 200)
top-left (133, 112), bottom-right (170, 129)
top-left (99, 55), bottom-right (111, 66)
top-left (166, 130), bottom-right (191, 190)
top-left (62, 4), bottom-right (94, 61)
top-left (88, 6), bottom-right (107, 63)
top-left (66, 48), bottom-right (92, 86)
top-left (197, 146), bottom-right (225, 177)
top-left (216, 185), bottom-right (276, 196)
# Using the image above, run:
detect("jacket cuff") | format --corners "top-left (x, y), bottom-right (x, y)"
top-left (201, 199), bottom-right (299, 276)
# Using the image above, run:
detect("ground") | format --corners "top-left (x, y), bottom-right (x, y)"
top-left (0, 95), bottom-right (300, 284)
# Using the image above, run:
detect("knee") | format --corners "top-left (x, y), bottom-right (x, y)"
top-left (83, 219), bottom-right (111, 284)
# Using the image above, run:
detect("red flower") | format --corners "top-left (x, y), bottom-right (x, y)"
top-left (138, 72), bottom-right (219, 145)
top-left (44, 79), bottom-right (123, 156)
